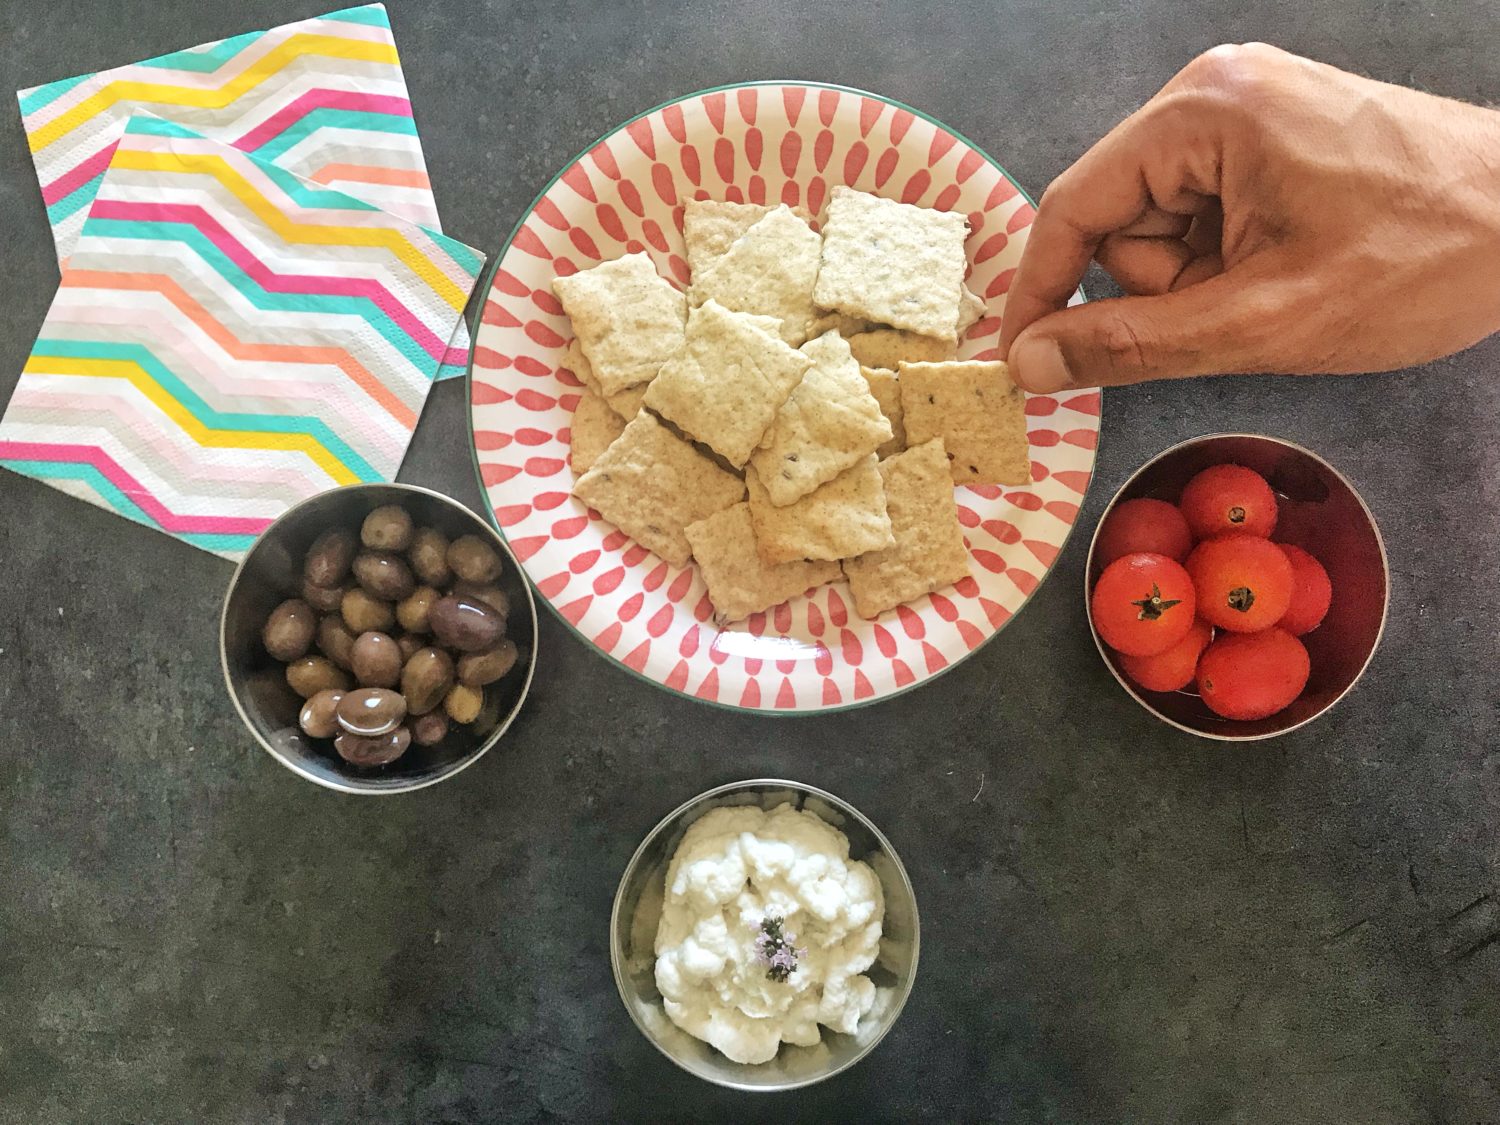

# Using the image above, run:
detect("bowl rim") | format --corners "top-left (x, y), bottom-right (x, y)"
top-left (608, 777), bottom-right (922, 1092)
top-left (1083, 431), bottom-right (1390, 742)
top-left (218, 481), bottom-right (539, 794)
top-left (463, 77), bottom-right (1096, 718)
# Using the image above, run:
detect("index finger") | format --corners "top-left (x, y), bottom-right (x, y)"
top-left (999, 91), bottom-right (1225, 353)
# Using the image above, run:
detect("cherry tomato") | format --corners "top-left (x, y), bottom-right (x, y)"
top-left (1179, 464), bottom-right (1278, 540)
top-left (1185, 535), bottom-right (1294, 633)
top-left (1091, 552), bottom-right (1197, 657)
top-left (1197, 628), bottom-right (1310, 720)
top-left (1120, 617), bottom-right (1213, 693)
top-left (1094, 498), bottom-right (1194, 566)
top-left (1277, 544), bottom-right (1333, 636)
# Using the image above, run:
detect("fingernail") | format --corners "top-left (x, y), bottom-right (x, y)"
top-left (1010, 335), bottom-right (1072, 394)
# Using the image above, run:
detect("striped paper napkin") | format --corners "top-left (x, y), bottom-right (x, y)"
top-left (16, 3), bottom-right (475, 380)
top-left (0, 113), bottom-right (483, 558)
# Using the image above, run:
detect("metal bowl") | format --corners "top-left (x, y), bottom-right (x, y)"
top-left (220, 483), bottom-right (537, 793)
top-left (1085, 433), bottom-right (1388, 741)
top-left (609, 779), bottom-right (920, 1091)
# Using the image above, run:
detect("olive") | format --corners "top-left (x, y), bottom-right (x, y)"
top-left (353, 551), bottom-right (415, 601)
top-left (444, 682), bottom-right (484, 724)
top-left (304, 529), bottom-right (356, 587)
top-left (342, 587), bottom-right (395, 635)
top-left (395, 632), bottom-right (425, 662)
top-left (351, 631), bottom-right (402, 688)
top-left (410, 710), bottom-right (449, 747)
top-left (401, 647), bottom-right (455, 716)
top-left (447, 534), bottom-right (502, 583)
top-left (316, 616), bottom-right (357, 670)
top-left (396, 586), bottom-right (439, 634)
top-left (335, 726), bottom-right (411, 767)
top-left (457, 638), bottom-right (519, 687)
top-left (335, 687), bottom-right (407, 736)
top-left (452, 580), bottom-right (510, 619)
top-left (298, 689), bottom-right (345, 739)
top-left (262, 599), bottom-right (316, 661)
top-left (429, 595), bottom-right (505, 652)
top-left (361, 504), bottom-right (414, 551)
top-left (408, 526), bottom-right (452, 586)
top-left (286, 655), bottom-right (350, 699)
top-left (301, 577), bottom-right (348, 615)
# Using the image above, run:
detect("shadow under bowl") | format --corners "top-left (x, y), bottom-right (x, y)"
top-left (220, 483), bottom-right (537, 793)
top-left (1085, 433), bottom-right (1388, 741)
top-left (609, 779), bottom-right (920, 1091)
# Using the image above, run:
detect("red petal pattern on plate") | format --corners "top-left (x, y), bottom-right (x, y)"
top-left (470, 83), bottom-right (1098, 712)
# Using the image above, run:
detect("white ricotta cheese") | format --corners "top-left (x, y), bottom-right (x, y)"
top-left (653, 803), bottom-right (885, 1065)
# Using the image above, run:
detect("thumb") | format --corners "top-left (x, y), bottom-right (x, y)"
top-left (1006, 277), bottom-right (1284, 392)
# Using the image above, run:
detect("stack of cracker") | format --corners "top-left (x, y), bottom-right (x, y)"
top-left (555, 187), bottom-right (1031, 624)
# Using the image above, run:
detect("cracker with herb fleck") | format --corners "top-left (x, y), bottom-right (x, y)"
top-left (748, 330), bottom-right (892, 507)
top-left (843, 439), bottom-right (971, 618)
top-left (573, 410), bottom-right (745, 567)
top-left (813, 186), bottom-right (970, 340)
top-left (898, 359), bottom-right (1030, 486)
top-left (644, 299), bottom-right (812, 467)
top-left (747, 454), bottom-right (893, 565)
top-left (682, 199), bottom-right (814, 277)
top-left (552, 253), bottom-right (686, 397)
top-left (690, 205), bottom-right (823, 345)
top-left (685, 502), bottom-right (841, 623)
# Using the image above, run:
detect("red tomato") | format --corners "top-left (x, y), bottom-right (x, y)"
top-left (1179, 464), bottom-right (1278, 540)
top-left (1277, 544), bottom-right (1333, 635)
top-left (1091, 552), bottom-right (1197, 657)
top-left (1197, 628), bottom-right (1310, 720)
top-left (1094, 498), bottom-right (1193, 566)
top-left (1120, 617), bottom-right (1213, 693)
top-left (1185, 535), bottom-right (1294, 633)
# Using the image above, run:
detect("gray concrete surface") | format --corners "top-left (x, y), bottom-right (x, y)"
top-left (2, 1), bottom-right (1499, 1121)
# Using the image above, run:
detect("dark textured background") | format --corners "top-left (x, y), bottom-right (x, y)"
top-left (2, 1), bottom-right (1498, 1122)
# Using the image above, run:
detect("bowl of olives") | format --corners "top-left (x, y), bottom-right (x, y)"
top-left (219, 483), bottom-right (537, 793)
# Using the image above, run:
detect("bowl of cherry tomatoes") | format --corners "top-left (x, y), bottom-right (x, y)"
top-left (1085, 434), bottom-right (1388, 740)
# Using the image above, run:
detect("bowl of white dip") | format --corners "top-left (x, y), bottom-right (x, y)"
top-left (609, 779), bottom-right (920, 1091)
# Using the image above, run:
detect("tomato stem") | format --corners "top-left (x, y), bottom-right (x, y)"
top-left (1227, 585), bottom-right (1255, 612)
top-left (1131, 583), bottom-right (1182, 621)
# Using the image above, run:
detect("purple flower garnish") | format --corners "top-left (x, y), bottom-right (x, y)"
top-left (753, 915), bottom-right (804, 982)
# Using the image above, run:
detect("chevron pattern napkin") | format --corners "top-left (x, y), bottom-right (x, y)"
top-left (0, 113), bottom-right (482, 558)
top-left (16, 3), bottom-right (475, 380)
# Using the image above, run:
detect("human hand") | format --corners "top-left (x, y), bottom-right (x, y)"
top-left (1000, 43), bottom-right (1500, 392)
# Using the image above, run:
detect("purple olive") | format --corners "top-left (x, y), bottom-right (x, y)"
top-left (429, 595), bottom-right (505, 653)
top-left (335, 687), bottom-right (407, 736)
top-left (335, 726), bottom-right (411, 767)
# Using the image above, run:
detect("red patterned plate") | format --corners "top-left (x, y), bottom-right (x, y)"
top-left (467, 82), bottom-right (1099, 713)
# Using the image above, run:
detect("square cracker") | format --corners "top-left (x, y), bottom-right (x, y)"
top-left (859, 366), bottom-right (906, 459)
top-left (552, 253), bottom-right (686, 397)
top-left (748, 330), bottom-right (892, 507)
top-left (573, 410), bottom-right (746, 567)
top-left (690, 206), bottom-right (823, 345)
top-left (813, 186), bottom-right (970, 340)
top-left (644, 299), bottom-right (812, 467)
top-left (747, 454), bottom-right (894, 565)
top-left (899, 360), bottom-right (1030, 486)
top-left (683, 199), bottom-right (812, 277)
top-left (843, 439), bottom-right (971, 619)
top-left (845, 327), bottom-right (956, 370)
top-left (569, 386), bottom-right (627, 475)
top-left (685, 502), bottom-right (841, 624)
